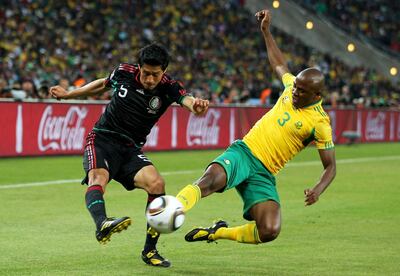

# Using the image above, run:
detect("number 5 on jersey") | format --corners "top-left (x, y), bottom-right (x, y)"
top-left (138, 154), bottom-right (151, 162)
top-left (118, 85), bottom-right (128, 97)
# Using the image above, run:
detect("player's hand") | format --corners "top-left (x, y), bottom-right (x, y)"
top-left (192, 98), bottom-right (209, 116)
top-left (255, 9), bottom-right (271, 32)
top-left (49, 85), bottom-right (68, 100)
top-left (304, 188), bottom-right (320, 206)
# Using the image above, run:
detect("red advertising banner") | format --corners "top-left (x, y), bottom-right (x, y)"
top-left (1, 102), bottom-right (104, 156)
top-left (0, 101), bottom-right (399, 157)
top-left (328, 109), bottom-right (400, 144)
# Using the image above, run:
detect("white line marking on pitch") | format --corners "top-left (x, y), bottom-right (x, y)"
top-left (1, 155), bottom-right (399, 190)
top-left (0, 170), bottom-right (203, 189)
top-left (287, 155), bottom-right (400, 167)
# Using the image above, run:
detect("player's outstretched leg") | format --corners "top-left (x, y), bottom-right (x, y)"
top-left (185, 220), bottom-right (263, 244)
top-left (86, 184), bottom-right (132, 244)
top-left (96, 216), bottom-right (132, 244)
top-left (185, 220), bottom-right (228, 242)
top-left (142, 193), bottom-right (171, 267)
top-left (176, 184), bottom-right (202, 212)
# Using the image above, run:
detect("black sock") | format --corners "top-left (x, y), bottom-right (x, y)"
top-left (85, 185), bottom-right (107, 230)
top-left (144, 193), bottom-right (165, 253)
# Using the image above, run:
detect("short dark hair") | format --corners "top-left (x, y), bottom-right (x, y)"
top-left (138, 42), bottom-right (170, 70)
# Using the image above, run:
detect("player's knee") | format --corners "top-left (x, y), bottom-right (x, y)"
top-left (197, 165), bottom-right (226, 196)
top-left (146, 176), bottom-right (165, 194)
top-left (257, 224), bottom-right (280, 243)
top-left (88, 169), bottom-right (109, 188)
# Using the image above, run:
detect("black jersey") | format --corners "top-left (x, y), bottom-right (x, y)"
top-left (94, 63), bottom-right (188, 147)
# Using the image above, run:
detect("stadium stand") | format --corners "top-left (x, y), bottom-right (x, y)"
top-left (299, 0), bottom-right (400, 54)
top-left (0, 0), bottom-right (399, 109)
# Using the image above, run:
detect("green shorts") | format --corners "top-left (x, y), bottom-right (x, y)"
top-left (211, 140), bottom-right (280, 221)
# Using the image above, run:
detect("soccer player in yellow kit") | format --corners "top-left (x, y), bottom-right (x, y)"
top-left (176, 9), bottom-right (336, 245)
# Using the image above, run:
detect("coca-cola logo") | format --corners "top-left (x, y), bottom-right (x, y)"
top-left (187, 110), bottom-right (220, 146)
top-left (365, 112), bottom-right (385, 141)
top-left (38, 106), bottom-right (88, 151)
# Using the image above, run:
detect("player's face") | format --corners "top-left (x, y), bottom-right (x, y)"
top-left (292, 78), bottom-right (320, 108)
top-left (139, 64), bottom-right (165, 90)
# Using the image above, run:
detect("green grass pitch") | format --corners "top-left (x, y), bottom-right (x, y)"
top-left (0, 143), bottom-right (399, 275)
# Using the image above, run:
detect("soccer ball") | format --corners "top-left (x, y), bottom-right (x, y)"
top-left (146, 195), bottom-right (185, 233)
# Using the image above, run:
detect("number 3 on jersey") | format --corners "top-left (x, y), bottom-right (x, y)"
top-left (278, 112), bottom-right (291, 126)
top-left (118, 85), bottom-right (128, 97)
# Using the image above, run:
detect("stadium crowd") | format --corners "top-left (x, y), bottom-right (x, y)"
top-left (0, 0), bottom-right (399, 109)
top-left (301, 0), bottom-right (400, 54)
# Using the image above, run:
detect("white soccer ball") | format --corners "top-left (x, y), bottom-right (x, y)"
top-left (146, 195), bottom-right (185, 234)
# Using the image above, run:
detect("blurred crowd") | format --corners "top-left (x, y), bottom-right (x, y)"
top-left (301, 0), bottom-right (400, 54)
top-left (0, 0), bottom-right (399, 109)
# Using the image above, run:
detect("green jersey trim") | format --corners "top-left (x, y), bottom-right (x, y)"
top-left (302, 128), bottom-right (316, 146)
top-left (177, 95), bottom-right (186, 105)
top-left (302, 99), bottom-right (322, 108)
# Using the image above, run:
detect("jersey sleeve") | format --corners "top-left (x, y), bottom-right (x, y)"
top-left (275, 73), bottom-right (295, 101)
top-left (104, 67), bottom-right (120, 88)
top-left (104, 69), bottom-right (115, 88)
top-left (166, 80), bottom-right (190, 105)
top-left (104, 63), bottom-right (137, 88)
top-left (282, 73), bottom-right (295, 89)
top-left (314, 119), bottom-right (335, 150)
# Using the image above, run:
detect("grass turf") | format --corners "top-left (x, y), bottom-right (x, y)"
top-left (0, 143), bottom-right (399, 275)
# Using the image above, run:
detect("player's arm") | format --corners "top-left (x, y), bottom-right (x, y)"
top-left (255, 9), bottom-right (289, 79)
top-left (181, 95), bottom-right (209, 116)
top-left (304, 149), bottom-right (336, 206)
top-left (49, 78), bottom-right (109, 100)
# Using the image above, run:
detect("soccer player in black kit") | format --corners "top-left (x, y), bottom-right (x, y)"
top-left (49, 43), bottom-right (209, 267)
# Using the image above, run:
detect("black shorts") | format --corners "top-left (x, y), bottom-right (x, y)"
top-left (82, 131), bottom-right (152, 190)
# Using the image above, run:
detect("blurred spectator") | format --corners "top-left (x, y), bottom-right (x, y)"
top-left (37, 81), bottom-right (51, 99)
top-left (0, 78), bottom-right (12, 98)
top-left (337, 85), bottom-right (352, 107)
top-left (10, 82), bottom-right (26, 100)
top-left (59, 78), bottom-right (70, 91)
top-left (21, 79), bottom-right (39, 99)
top-left (259, 88), bottom-right (271, 106)
top-left (73, 75), bottom-right (86, 88)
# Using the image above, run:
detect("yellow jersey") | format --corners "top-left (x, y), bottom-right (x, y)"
top-left (243, 73), bottom-right (334, 175)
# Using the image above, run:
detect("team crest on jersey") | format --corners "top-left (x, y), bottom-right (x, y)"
top-left (149, 96), bottom-right (161, 111)
top-left (282, 95), bottom-right (290, 104)
top-left (295, 121), bottom-right (303, 129)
